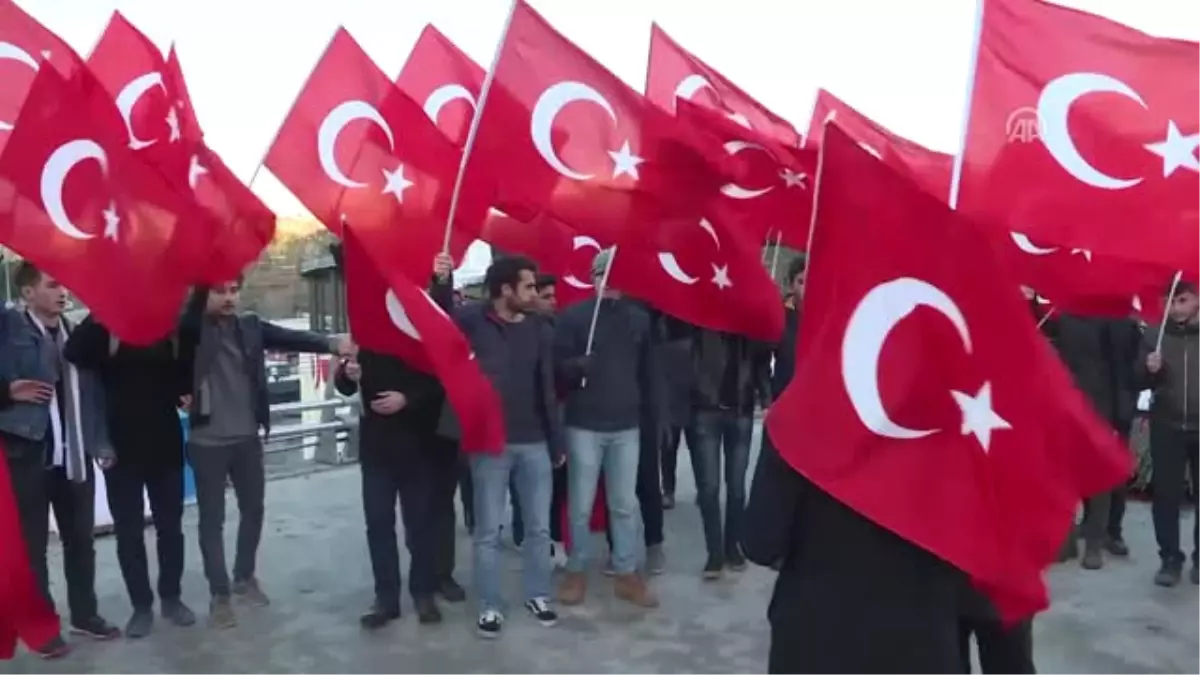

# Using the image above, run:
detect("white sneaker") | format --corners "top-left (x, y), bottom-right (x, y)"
top-left (476, 610), bottom-right (504, 639)
top-left (524, 597), bottom-right (558, 627)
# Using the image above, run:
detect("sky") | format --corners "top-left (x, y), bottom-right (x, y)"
top-left (16, 0), bottom-right (1200, 218)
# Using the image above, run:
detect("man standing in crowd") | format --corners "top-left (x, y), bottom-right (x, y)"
top-left (0, 263), bottom-right (120, 657)
top-left (1137, 280), bottom-right (1199, 587)
top-left (64, 317), bottom-right (196, 638)
top-left (334, 346), bottom-right (464, 627)
top-left (686, 323), bottom-right (771, 579)
top-left (1054, 310), bottom-right (1141, 568)
top-left (555, 250), bottom-right (660, 608)
top-left (771, 256), bottom-right (805, 402)
top-left (179, 280), bottom-right (353, 629)
top-left (656, 310), bottom-right (693, 512)
top-left (431, 254), bottom-right (562, 639)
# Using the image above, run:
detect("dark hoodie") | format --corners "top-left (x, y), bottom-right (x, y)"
top-left (1136, 318), bottom-right (1199, 431)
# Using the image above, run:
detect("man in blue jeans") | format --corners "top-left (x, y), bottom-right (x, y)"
top-left (430, 254), bottom-right (563, 640)
top-left (686, 327), bottom-right (771, 579)
top-left (554, 249), bottom-right (660, 608)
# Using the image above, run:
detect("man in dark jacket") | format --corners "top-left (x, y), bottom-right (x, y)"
top-left (554, 249), bottom-right (660, 608)
top-left (430, 254), bottom-right (563, 640)
top-left (334, 349), bottom-right (464, 627)
top-left (64, 318), bottom-right (195, 638)
top-left (1136, 280), bottom-right (1199, 587)
top-left (1054, 312), bottom-right (1142, 569)
top-left (770, 255), bottom-right (805, 401)
top-left (686, 325), bottom-right (772, 579)
top-left (178, 281), bottom-right (353, 629)
top-left (657, 312), bottom-right (694, 512)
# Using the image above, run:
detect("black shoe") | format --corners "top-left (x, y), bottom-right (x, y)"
top-left (35, 635), bottom-right (70, 660)
top-left (703, 555), bottom-right (724, 581)
top-left (1191, 566), bottom-right (1199, 586)
top-left (1080, 541), bottom-right (1104, 570)
top-left (359, 603), bottom-right (400, 630)
top-left (1154, 561), bottom-right (1183, 587)
top-left (1104, 536), bottom-right (1130, 557)
top-left (438, 577), bottom-right (467, 603)
top-left (662, 493), bottom-right (676, 510)
top-left (124, 607), bottom-right (154, 639)
top-left (161, 598), bottom-right (197, 627)
top-left (727, 549), bottom-right (748, 572)
top-left (70, 615), bottom-right (121, 641)
top-left (476, 610), bottom-right (503, 639)
top-left (414, 595), bottom-right (443, 624)
top-left (524, 597), bottom-right (558, 627)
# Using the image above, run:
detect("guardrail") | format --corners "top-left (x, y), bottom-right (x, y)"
top-left (264, 391), bottom-right (361, 467)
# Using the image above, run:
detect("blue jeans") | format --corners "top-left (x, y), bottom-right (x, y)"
top-left (685, 410), bottom-right (753, 562)
top-left (469, 442), bottom-right (553, 613)
top-left (566, 426), bottom-right (642, 574)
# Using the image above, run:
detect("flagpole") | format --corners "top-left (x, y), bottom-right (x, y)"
top-left (440, 0), bottom-right (519, 255)
top-left (1155, 270), bottom-right (1183, 353)
top-left (768, 230), bottom-right (783, 280)
top-left (946, 0), bottom-right (986, 210)
top-left (1035, 307), bottom-right (1055, 331)
top-left (580, 246), bottom-right (618, 389)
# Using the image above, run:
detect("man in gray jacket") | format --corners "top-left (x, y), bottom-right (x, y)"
top-left (0, 262), bottom-right (120, 657)
top-left (178, 280), bottom-right (353, 629)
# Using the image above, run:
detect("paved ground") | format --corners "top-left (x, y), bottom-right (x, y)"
top-left (4, 424), bottom-right (1198, 673)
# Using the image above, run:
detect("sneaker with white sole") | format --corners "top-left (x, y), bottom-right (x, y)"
top-left (476, 610), bottom-right (504, 639)
top-left (524, 597), bottom-right (558, 627)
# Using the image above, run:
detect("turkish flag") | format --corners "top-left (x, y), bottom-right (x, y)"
top-left (956, 0), bottom-right (1198, 273)
top-left (768, 125), bottom-right (1132, 621)
top-left (265, 28), bottom-right (482, 278)
top-left (0, 0), bottom-right (82, 157)
top-left (341, 226), bottom-right (505, 454)
top-left (460, 0), bottom-right (728, 248)
top-left (609, 212), bottom-right (784, 343)
top-left (479, 209), bottom-right (600, 308)
top-left (676, 99), bottom-right (815, 249)
top-left (396, 25), bottom-right (485, 147)
top-left (0, 439), bottom-right (60, 659)
top-left (645, 24), bottom-right (800, 148)
top-left (805, 89), bottom-right (954, 201)
top-left (0, 64), bottom-right (199, 344)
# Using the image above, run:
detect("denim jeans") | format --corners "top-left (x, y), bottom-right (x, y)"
top-left (685, 409), bottom-right (753, 562)
top-left (469, 442), bottom-right (553, 613)
top-left (566, 426), bottom-right (642, 575)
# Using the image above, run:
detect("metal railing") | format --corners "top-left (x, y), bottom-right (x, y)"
top-left (262, 387), bottom-right (361, 468)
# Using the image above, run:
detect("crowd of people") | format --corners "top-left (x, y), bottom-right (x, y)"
top-left (0, 249), bottom-right (1195, 672)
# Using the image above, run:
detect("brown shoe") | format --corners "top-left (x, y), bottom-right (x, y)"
top-left (232, 578), bottom-right (271, 607)
top-left (557, 571), bottom-right (587, 606)
top-left (208, 595), bottom-right (237, 629)
top-left (614, 573), bottom-right (659, 608)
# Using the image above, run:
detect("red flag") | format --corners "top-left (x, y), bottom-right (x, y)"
top-left (479, 210), bottom-right (599, 308)
top-left (342, 226), bottom-right (505, 453)
top-left (0, 0), bottom-right (82, 156)
top-left (0, 437), bottom-right (60, 659)
top-left (956, 0), bottom-right (1198, 273)
top-left (396, 25), bottom-right (485, 147)
top-left (610, 212), bottom-right (784, 342)
top-left (265, 28), bottom-right (482, 277)
top-left (768, 125), bottom-right (1131, 621)
top-left (461, 1), bottom-right (728, 247)
top-left (676, 99), bottom-right (815, 249)
top-left (805, 89), bottom-right (954, 201)
top-left (645, 24), bottom-right (800, 147)
top-left (0, 65), bottom-right (197, 344)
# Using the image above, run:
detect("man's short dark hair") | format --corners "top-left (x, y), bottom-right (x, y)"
top-left (1172, 280), bottom-right (1197, 297)
top-left (485, 255), bottom-right (537, 299)
top-left (13, 260), bottom-right (43, 290)
top-left (536, 273), bottom-right (557, 290)
top-left (786, 254), bottom-right (807, 284)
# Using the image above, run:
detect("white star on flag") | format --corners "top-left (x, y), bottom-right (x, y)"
top-left (102, 204), bottom-right (121, 241)
top-left (710, 263), bottom-right (732, 289)
top-left (950, 382), bottom-right (1011, 452)
top-left (1144, 121), bottom-right (1199, 177)
top-left (608, 141), bottom-right (644, 180)
top-left (381, 164), bottom-right (414, 203)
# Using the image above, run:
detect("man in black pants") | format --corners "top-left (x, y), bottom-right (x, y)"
top-left (178, 280), bottom-right (353, 629)
top-left (336, 348), bottom-right (466, 626)
top-left (0, 263), bottom-right (121, 657)
top-left (64, 317), bottom-right (196, 638)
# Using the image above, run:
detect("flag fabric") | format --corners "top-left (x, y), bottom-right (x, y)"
top-left (341, 226), bottom-right (505, 453)
top-left (0, 0), bottom-right (83, 156)
top-left (396, 24), bottom-right (485, 147)
top-left (955, 0), bottom-right (1198, 273)
top-left (459, 0), bottom-right (729, 248)
top-left (768, 125), bottom-right (1132, 621)
top-left (645, 24), bottom-right (800, 147)
top-left (0, 65), bottom-right (199, 344)
top-left (478, 209), bottom-right (599, 307)
top-left (0, 436), bottom-right (60, 659)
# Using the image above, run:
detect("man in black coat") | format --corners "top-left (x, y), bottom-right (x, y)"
top-left (335, 350), bottom-right (465, 627)
top-left (64, 318), bottom-right (196, 638)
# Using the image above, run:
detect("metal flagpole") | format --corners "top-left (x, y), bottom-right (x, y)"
top-left (1156, 270), bottom-right (1183, 353)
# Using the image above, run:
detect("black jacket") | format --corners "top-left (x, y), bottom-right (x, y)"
top-left (1135, 319), bottom-right (1199, 431)
top-left (770, 303), bottom-right (800, 401)
top-left (179, 288), bottom-right (334, 435)
top-left (1054, 313), bottom-right (1142, 435)
top-left (63, 317), bottom-right (188, 468)
top-left (649, 309), bottom-right (693, 427)
top-left (690, 327), bottom-right (771, 416)
top-left (335, 348), bottom-right (445, 464)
